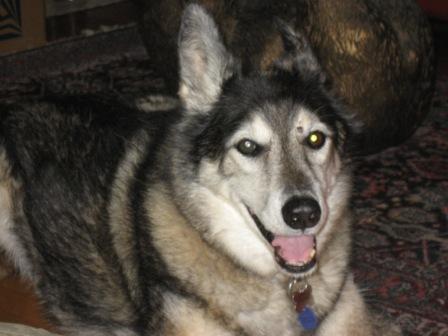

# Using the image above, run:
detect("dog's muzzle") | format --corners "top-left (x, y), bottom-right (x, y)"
top-left (247, 200), bottom-right (319, 275)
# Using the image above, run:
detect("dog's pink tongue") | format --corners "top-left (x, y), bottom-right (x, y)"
top-left (272, 235), bottom-right (314, 263)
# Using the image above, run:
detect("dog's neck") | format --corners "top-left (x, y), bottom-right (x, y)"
top-left (147, 182), bottom-right (351, 335)
top-left (147, 183), bottom-right (302, 332)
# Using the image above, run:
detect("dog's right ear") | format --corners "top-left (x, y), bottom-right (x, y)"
top-left (178, 5), bottom-right (238, 113)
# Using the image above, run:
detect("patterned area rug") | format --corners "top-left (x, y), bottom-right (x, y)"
top-left (353, 75), bottom-right (448, 336)
top-left (0, 27), bottom-right (447, 336)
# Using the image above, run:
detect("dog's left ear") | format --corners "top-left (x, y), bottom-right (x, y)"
top-left (178, 5), bottom-right (238, 112)
top-left (275, 21), bottom-right (326, 84)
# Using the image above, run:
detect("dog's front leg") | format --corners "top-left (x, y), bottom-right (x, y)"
top-left (316, 275), bottom-right (401, 336)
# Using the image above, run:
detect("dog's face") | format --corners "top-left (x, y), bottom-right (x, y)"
top-left (172, 5), bottom-right (354, 278)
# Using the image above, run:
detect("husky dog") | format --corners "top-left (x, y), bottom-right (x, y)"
top-left (0, 5), bottom-right (400, 336)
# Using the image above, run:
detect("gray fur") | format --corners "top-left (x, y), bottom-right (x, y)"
top-left (178, 4), bottom-right (238, 112)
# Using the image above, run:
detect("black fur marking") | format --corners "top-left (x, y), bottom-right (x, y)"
top-left (267, 68), bottom-right (351, 149)
top-left (2, 96), bottom-right (146, 330)
top-left (188, 105), bottom-right (250, 165)
top-left (187, 70), bottom-right (352, 165)
top-left (128, 110), bottom-right (181, 333)
top-left (125, 109), bottom-right (205, 333)
top-left (1, 96), bottom-right (173, 331)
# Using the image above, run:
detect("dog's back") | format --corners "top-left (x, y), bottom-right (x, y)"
top-left (0, 96), bottom-right (181, 335)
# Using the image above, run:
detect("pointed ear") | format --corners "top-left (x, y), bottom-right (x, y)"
top-left (178, 5), bottom-right (238, 112)
top-left (275, 21), bottom-right (326, 84)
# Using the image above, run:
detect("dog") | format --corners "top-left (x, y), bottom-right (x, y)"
top-left (0, 5), bottom-right (400, 336)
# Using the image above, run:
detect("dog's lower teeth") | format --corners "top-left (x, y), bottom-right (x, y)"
top-left (286, 249), bottom-right (317, 267)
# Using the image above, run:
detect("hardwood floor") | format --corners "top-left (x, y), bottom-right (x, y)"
top-left (0, 256), bottom-right (55, 332)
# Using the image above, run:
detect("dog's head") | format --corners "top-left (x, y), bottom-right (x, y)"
top-left (170, 5), bottom-right (357, 278)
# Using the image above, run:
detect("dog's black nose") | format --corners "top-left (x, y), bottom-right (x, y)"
top-left (282, 196), bottom-right (321, 230)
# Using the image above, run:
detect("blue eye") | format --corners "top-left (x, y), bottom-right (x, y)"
top-left (236, 139), bottom-right (262, 156)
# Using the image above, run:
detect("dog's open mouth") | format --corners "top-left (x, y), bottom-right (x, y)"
top-left (247, 207), bottom-right (317, 274)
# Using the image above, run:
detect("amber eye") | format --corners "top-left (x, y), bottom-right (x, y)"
top-left (236, 139), bottom-right (262, 157)
top-left (306, 131), bottom-right (326, 150)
